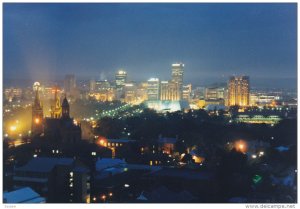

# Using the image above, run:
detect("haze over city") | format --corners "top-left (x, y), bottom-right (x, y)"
top-left (4, 3), bottom-right (297, 88)
top-left (3, 2), bottom-right (297, 205)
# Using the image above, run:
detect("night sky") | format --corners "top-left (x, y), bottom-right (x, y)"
top-left (3, 3), bottom-right (297, 88)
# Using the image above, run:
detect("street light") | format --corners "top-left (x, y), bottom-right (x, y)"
top-left (35, 118), bottom-right (40, 124)
top-left (101, 195), bottom-right (106, 202)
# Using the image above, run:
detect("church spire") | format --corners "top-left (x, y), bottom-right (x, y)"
top-left (32, 82), bottom-right (43, 136)
top-left (61, 95), bottom-right (70, 119)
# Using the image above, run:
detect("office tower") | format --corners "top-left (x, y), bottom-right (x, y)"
top-left (182, 84), bottom-right (192, 101)
top-left (115, 70), bottom-right (127, 90)
top-left (160, 81), bottom-right (180, 101)
top-left (136, 82), bottom-right (148, 103)
top-left (95, 80), bottom-right (111, 91)
top-left (124, 82), bottom-right (137, 104)
top-left (171, 63), bottom-right (184, 99)
top-left (147, 78), bottom-right (160, 101)
top-left (228, 76), bottom-right (250, 107)
top-left (64, 74), bottom-right (76, 94)
top-left (31, 82), bottom-right (43, 136)
top-left (205, 86), bottom-right (226, 100)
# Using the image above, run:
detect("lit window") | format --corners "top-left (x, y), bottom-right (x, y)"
top-left (108, 143), bottom-right (111, 146)
top-left (70, 172), bottom-right (73, 177)
top-left (116, 143), bottom-right (119, 147)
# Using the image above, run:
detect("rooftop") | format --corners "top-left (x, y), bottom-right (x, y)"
top-left (96, 158), bottom-right (126, 171)
top-left (3, 187), bottom-right (45, 203)
top-left (15, 157), bottom-right (74, 173)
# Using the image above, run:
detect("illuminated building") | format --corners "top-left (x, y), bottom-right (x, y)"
top-left (205, 86), bottom-right (226, 100)
top-left (171, 63), bottom-right (184, 99)
top-left (147, 78), bottom-right (160, 101)
top-left (192, 87), bottom-right (205, 99)
top-left (4, 88), bottom-right (22, 102)
top-left (124, 82), bottom-right (137, 104)
top-left (136, 82), bottom-right (148, 103)
top-left (160, 81), bottom-right (180, 101)
top-left (234, 114), bottom-right (281, 124)
top-left (50, 87), bottom-right (62, 118)
top-left (31, 82), bottom-right (44, 136)
top-left (115, 70), bottom-right (127, 90)
top-left (228, 76), bottom-right (250, 107)
top-left (182, 84), bottom-right (192, 101)
top-left (250, 93), bottom-right (281, 107)
top-left (145, 100), bottom-right (189, 112)
top-left (158, 136), bottom-right (177, 155)
top-left (88, 89), bottom-right (115, 102)
top-left (94, 80), bottom-right (111, 91)
top-left (45, 96), bottom-right (81, 144)
top-left (250, 93), bottom-right (259, 106)
top-left (64, 74), bottom-right (76, 94)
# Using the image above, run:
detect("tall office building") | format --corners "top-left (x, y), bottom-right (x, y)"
top-left (115, 70), bottom-right (127, 90)
top-left (147, 78), bottom-right (160, 101)
top-left (228, 76), bottom-right (250, 107)
top-left (124, 82), bottom-right (137, 104)
top-left (160, 81), bottom-right (180, 101)
top-left (171, 63), bottom-right (184, 99)
top-left (64, 74), bottom-right (76, 94)
top-left (182, 84), bottom-right (192, 101)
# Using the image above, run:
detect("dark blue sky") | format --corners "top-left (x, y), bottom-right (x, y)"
top-left (3, 3), bottom-right (297, 88)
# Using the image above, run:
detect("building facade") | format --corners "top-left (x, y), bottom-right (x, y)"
top-left (182, 84), bottom-right (192, 101)
top-left (228, 76), bottom-right (250, 107)
top-left (147, 78), bottom-right (160, 101)
top-left (115, 70), bottom-right (127, 90)
top-left (171, 63), bottom-right (184, 99)
top-left (160, 81), bottom-right (180, 101)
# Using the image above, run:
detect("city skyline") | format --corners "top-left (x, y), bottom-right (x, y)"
top-left (3, 3), bottom-right (298, 204)
top-left (3, 3), bottom-right (297, 89)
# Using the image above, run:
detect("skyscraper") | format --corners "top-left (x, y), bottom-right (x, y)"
top-left (64, 74), bottom-right (76, 94)
top-left (160, 81), bottom-right (180, 101)
top-left (124, 82), bottom-right (137, 104)
top-left (228, 76), bottom-right (250, 107)
top-left (182, 84), bottom-right (192, 101)
top-left (115, 70), bottom-right (127, 90)
top-left (32, 82), bottom-right (43, 136)
top-left (147, 78), bottom-right (160, 101)
top-left (171, 63), bottom-right (184, 99)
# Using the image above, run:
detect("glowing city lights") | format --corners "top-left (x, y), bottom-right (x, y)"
top-left (235, 140), bottom-right (247, 153)
top-left (35, 118), bottom-right (40, 124)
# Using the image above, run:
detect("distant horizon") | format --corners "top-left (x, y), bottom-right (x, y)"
top-left (3, 75), bottom-right (297, 90)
